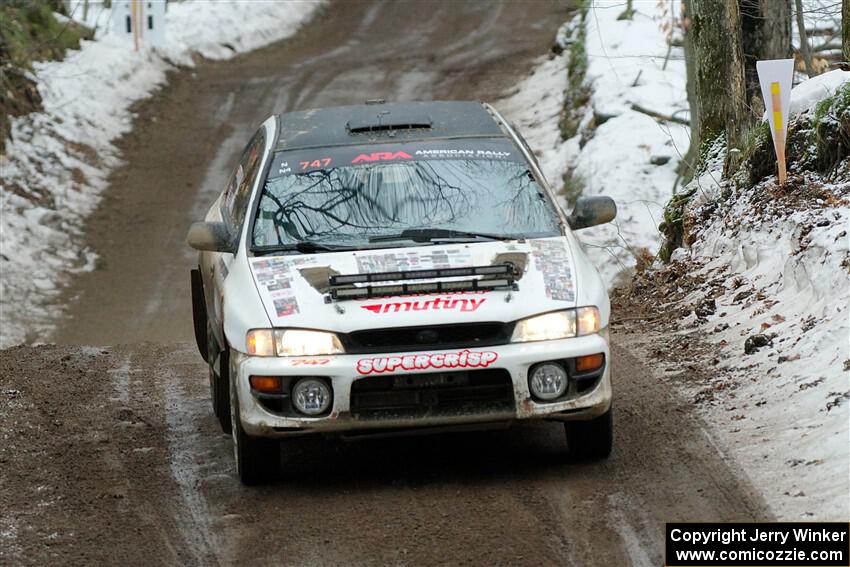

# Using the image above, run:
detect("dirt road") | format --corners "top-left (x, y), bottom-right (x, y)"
top-left (1, 338), bottom-right (766, 566)
top-left (2, 1), bottom-right (769, 565)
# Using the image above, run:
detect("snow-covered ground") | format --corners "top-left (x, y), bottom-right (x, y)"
top-left (502, 1), bottom-right (689, 287)
top-left (667, 69), bottom-right (849, 520)
top-left (502, 1), bottom-right (848, 519)
top-left (498, 52), bottom-right (571, 207)
top-left (0, 0), bottom-right (324, 347)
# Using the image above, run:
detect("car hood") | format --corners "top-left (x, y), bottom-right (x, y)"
top-left (247, 237), bottom-right (581, 333)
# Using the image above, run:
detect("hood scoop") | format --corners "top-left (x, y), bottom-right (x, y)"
top-left (325, 262), bottom-right (519, 302)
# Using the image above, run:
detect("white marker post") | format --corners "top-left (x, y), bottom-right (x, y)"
top-left (756, 59), bottom-right (794, 186)
top-left (131, 0), bottom-right (139, 51)
top-left (112, 1), bottom-right (167, 50)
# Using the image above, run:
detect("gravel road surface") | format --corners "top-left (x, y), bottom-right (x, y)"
top-left (2, 2), bottom-right (768, 565)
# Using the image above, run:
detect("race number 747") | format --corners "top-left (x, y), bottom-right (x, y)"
top-left (300, 158), bottom-right (332, 170)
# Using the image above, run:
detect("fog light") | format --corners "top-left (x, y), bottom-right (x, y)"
top-left (576, 353), bottom-right (605, 373)
top-left (291, 378), bottom-right (332, 416)
top-left (529, 363), bottom-right (568, 401)
top-left (250, 375), bottom-right (282, 393)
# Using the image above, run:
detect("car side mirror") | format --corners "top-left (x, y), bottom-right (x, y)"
top-left (187, 221), bottom-right (235, 253)
top-left (567, 196), bottom-right (617, 230)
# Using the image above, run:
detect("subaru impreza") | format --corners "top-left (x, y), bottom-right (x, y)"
top-left (188, 101), bottom-right (617, 484)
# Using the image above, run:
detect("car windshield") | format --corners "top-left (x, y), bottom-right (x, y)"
top-left (251, 140), bottom-right (562, 251)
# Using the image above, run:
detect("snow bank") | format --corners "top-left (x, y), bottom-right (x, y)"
top-left (0, 1), bottom-right (324, 347)
top-left (498, 52), bottom-right (571, 202)
top-left (573, 1), bottom-right (690, 286)
top-left (788, 70), bottom-right (850, 118)
top-left (664, 74), bottom-right (850, 518)
top-left (503, 1), bottom-right (847, 520)
top-left (503, 1), bottom-right (689, 287)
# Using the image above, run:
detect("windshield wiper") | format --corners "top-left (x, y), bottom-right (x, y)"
top-left (368, 228), bottom-right (516, 243)
top-left (253, 241), bottom-right (358, 255)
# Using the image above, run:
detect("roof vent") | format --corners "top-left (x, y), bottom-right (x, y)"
top-left (346, 110), bottom-right (432, 134)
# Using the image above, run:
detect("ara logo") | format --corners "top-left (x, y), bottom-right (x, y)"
top-left (351, 151), bottom-right (412, 164)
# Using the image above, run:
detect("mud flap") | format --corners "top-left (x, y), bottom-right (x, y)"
top-left (190, 268), bottom-right (209, 362)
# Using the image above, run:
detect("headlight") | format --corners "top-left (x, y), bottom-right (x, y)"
top-left (246, 329), bottom-right (344, 356)
top-left (511, 307), bottom-right (600, 343)
top-left (247, 329), bottom-right (276, 356)
top-left (275, 329), bottom-right (344, 356)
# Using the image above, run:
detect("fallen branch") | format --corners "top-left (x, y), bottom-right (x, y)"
top-left (611, 314), bottom-right (663, 324)
top-left (630, 103), bottom-right (690, 126)
top-left (813, 42), bottom-right (842, 53)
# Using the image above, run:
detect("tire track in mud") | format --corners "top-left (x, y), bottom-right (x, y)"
top-left (157, 347), bottom-right (223, 565)
top-left (0, 346), bottom-right (181, 565)
top-left (0, 340), bottom-right (770, 565)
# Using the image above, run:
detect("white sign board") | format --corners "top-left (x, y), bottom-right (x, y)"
top-left (112, 0), bottom-right (167, 48)
top-left (756, 59), bottom-right (794, 184)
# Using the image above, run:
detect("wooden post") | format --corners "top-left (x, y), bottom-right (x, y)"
top-left (131, 0), bottom-right (139, 52)
top-left (771, 81), bottom-right (787, 185)
top-left (756, 59), bottom-right (793, 187)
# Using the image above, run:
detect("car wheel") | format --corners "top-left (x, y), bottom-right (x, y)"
top-left (565, 407), bottom-right (613, 460)
top-left (207, 323), bottom-right (232, 433)
top-left (230, 359), bottom-right (280, 486)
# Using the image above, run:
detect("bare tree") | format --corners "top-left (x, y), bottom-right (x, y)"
top-left (740, 0), bottom-right (791, 113)
top-left (841, 0), bottom-right (850, 62)
top-left (794, 0), bottom-right (816, 76)
top-left (681, 0), bottom-right (750, 176)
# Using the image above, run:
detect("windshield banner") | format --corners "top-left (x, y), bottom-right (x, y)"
top-left (269, 138), bottom-right (524, 179)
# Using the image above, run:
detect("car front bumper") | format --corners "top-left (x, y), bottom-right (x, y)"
top-left (231, 331), bottom-right (612, 438)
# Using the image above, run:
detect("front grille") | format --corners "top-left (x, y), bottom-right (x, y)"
top-left (341, 322), bottom-right (512, 354)
top-left (350, 369), bottom-right (514, 419)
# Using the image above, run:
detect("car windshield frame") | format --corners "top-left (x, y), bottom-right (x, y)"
top-left (246, 137), bottom-right (566, 255)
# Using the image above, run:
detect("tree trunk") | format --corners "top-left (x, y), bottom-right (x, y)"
top-left (682, 0), bottom-right (749, 176)
top-left (681, 0), bottom-right (700, 180)
top-left (794, 0), bottom-right (816, 76)
top-left (740, 0), bottom-right (791, 117)
top-left (723, 0), bottom-right (749, 173)
top-left (841, 0), bottom-right (850, 63)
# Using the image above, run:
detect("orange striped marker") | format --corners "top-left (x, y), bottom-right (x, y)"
top-left (771, 82), bottom-right (787, 186)
top-left (756, 59), bottom-right (794, 187)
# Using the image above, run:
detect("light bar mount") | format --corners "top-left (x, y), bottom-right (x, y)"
top-left (325, 263), bottom-right (519, 302)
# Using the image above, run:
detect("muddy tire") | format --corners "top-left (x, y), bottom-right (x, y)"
top-left (230, 365), bottom-right (280, 485)
top-left (207, 323), bottom-right (232, 433)
top-left (565, 407), bottom-right (613, 460)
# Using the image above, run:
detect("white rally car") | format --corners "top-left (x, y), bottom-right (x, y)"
top-left (188, 101), bottom-right (617, 484)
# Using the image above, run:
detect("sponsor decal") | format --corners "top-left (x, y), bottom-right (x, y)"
top-left (273, 297), bottom-right (298, 317)
top-left (530, 239), bottom-right (575, 302)
top-left (361, 296), bottom-right (485, 314)
top-left (357, 349), bottom-right (498, 375)
top-left (251, 256), bottom-right (317, 318)
top-left (356, 248), bottom-right (472, 273)
top-left (414, 149), bottom-right (512, 159)
top-left (351, 151), bottom-right (412, 164)
top-left (268, 140), bottom-right (524, 180)
top-left (291, 359), bottom-right (330, 366)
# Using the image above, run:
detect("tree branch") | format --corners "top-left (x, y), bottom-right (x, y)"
top-left (630, 103), bottom-right (690, 126)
